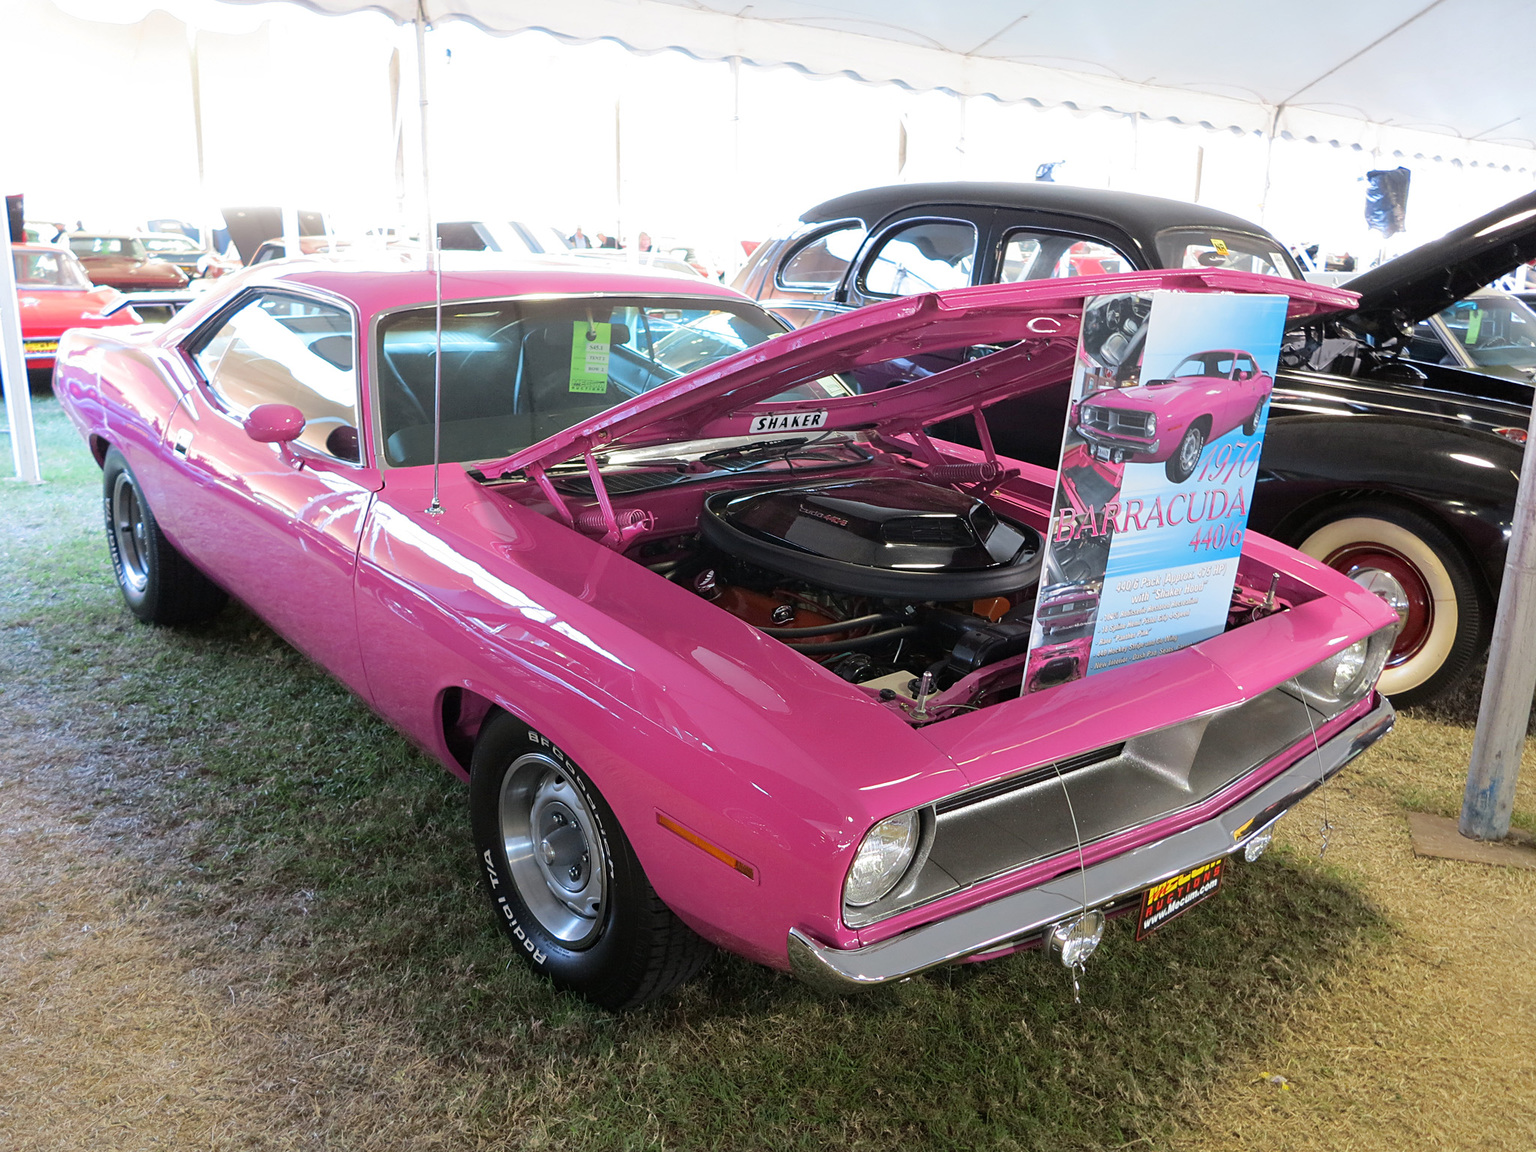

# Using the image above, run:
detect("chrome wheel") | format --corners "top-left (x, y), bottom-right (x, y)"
top-left (1176, 426), bottom-right (1205, 473)
top-left (110, 471), bottom-right (150, 596)
top-left (1166, 424), bottom-right (1207, 483)
top-left (498, 752), bottom-right (607, 947)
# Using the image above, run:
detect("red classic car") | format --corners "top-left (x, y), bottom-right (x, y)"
top-left (67, 233), bottom-right (190, 292)
top-left (51, 257), bottom-right (1396, 1009)
top-left (12, 244), bottom-right (141, 372)
top-left (1074, 349), bottom-right (1273, 482)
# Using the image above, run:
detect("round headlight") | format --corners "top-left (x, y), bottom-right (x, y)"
top-left (1079, 404), bottom-right (1098, 423)
top-left (844, 811), bottom-right (920, 907)
top-left (1145, 412), bottom-right (1157, 434)
top-left (1332, 639), bottom-right (1369, 694)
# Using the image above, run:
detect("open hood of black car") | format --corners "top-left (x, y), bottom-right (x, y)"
top-left (1345, 189), bottom-right (1536, 340)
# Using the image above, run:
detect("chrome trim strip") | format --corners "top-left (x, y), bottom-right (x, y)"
top-left (788, 697), bottom-right (1394, 993)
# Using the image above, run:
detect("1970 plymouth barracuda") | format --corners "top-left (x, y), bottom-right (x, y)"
top-left (53, 255), bottom-right (1396, 1008)
top-left (12, 243), bottom-right (141, 373)
top-left (1074, 349), bottom-right (1273, 483)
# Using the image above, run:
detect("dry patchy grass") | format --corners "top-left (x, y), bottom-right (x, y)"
top-left (3, 394), bottom-right (1534, 1150)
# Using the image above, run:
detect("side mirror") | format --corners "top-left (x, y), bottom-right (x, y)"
top-left (244, 403), bottom-right (305, 444)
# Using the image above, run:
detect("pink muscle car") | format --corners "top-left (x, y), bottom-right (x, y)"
top-left (1074, 348), bottom-right (1274, 483)
top-left (53, 259), bottom-right (1395, 1009)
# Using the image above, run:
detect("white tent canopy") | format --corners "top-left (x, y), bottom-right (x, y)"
top-left (234, 0), bottom-right (1536, 168)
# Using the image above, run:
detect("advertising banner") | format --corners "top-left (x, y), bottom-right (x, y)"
top-left (1022, 290), bottom-right (1288, 693)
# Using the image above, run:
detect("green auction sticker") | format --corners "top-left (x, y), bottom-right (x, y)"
top-left (570, 322), bottom-right (611, 393)
top-left (1465, 308), bottom-right (1483, 345)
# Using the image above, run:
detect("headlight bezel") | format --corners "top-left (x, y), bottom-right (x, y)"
top-left (843, 808), bottom-right (932, 910)
top-left (1290, 625), bottom-right (1395, 714)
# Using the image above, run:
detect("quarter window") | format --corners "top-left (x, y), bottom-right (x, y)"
top-left (862, 221), bottom-right (977, 297)
top-left (777, 224), bottom-right (867, 290)
top-left (192, 293), bottom-right (361, 461)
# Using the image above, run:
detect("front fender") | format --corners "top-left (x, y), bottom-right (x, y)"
top-left (1251, 414), bottom-right (1520, 594)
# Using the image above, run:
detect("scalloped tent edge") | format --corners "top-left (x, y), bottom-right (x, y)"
top-left (216, 0), bottom-right (1536, 174)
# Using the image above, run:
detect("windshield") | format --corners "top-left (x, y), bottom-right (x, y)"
top-left (70, 236), bottom-right (145, 259)
top-left (141, 235), bottom-right (199, 256)
top-left (1171, 351), bottom-right (1253, 379)
top-left (1437, 296), bottom-right (1536, 369)
top-left (1156, 228), bottom-right (1300, 279)
top-left (375, 296), bottom-right (848, 467)
top-left (13, 249), bottom-right (92, 289)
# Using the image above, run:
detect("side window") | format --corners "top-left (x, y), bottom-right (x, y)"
top-left (192, 293), bottom-right (361, 461)
top-left (861, 220), bottom-right (977, 297)
top-left (776, 224), bottom-right (867, 290)
top-left (1052, 239), bottom-right (1130, 278)
top-left (997, 230), bottom-right (1131, 282)
top-left (1409, 321), bottom-right (1453, 364)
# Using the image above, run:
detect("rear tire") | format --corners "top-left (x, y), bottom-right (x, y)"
top-left (1295, 501), bottom-right (1487, 706)
top-left (102, 448), bottom-right (227, 625)
top-left (469, 712), bottom-right (712, 1009)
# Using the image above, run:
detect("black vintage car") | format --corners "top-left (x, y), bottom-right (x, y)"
top-left (734, 181), bottom-right (1301, 328)
top-left (739, 182), bottom-right (1536, 706)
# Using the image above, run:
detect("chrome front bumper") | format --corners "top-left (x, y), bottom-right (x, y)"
top-left (787, 696), bottom-right (1394, 993)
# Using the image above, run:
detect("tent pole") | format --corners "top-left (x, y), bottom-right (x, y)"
top-left (1, 225), bottom-right (42, 484)
top-left (1461, 399), bottom-right (1536, 841)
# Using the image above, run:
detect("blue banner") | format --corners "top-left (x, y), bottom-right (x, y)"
top-left (1023, 290), bottom-right (1288, 692)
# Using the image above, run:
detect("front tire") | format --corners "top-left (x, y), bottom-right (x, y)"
top-left (1295, 501), bottom-right (1488, 706)
top-left (102, 448), bottom-right (227, 625)
top-left (469, 712), bottom-right (712, 1009)
top-left (1166, 422), bottom-right (1207, 483)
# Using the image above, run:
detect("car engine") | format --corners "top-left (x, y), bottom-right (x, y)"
top-left (655, 477), bottom-right (1047, 701)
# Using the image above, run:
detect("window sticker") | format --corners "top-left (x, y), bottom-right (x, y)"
top-left (570, 321), bottom-right (611, 393)
top-left (1211, 238), bottom-right (1230, 257)
top-left (1466, 308), bottom-right (1484, 345)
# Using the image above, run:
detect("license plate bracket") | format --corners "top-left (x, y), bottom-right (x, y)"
top-left (1135, 858), bottom-right (1224, 941)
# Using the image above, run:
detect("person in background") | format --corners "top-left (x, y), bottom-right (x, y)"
top-left (600, 232), bottom-right (620, 249)
top-left (637, 232), bottom-right (653, 253)
top-left (568, 227), bottom-right (591, 248)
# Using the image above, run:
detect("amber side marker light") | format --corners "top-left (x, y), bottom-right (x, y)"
top-left (656, 811), bottom-right (756, 879)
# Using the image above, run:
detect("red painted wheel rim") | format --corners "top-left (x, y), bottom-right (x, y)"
top-left (1324, 544), bottom-right (1431, 666)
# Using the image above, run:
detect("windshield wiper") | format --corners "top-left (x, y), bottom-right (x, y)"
top-left (698, 435), bottom-right (869, 473)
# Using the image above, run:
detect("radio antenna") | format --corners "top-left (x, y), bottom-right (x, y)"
top-left (417, 2), bottom-right (444, 518)
top-left (427, 233), bottom-right (444, 517)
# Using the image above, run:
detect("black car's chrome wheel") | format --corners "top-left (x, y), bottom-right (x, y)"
top-left (1297, 502), bottom-right (1487, 706)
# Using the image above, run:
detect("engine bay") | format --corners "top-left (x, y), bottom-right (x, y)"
top-left (490, 432), bottom-right (1297, 727)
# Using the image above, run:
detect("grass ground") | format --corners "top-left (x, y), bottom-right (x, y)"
top-left (2, 395), bottom-right (1534, 1150)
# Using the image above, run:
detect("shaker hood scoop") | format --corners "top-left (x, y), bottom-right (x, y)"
top-left (485, 269), bottom-right (1357, 479)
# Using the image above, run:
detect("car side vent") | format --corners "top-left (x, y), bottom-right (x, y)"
top-left (935, 743), bottom-right (1126, 814)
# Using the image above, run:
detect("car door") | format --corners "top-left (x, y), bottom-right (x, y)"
top-left (156, 288), bottom-right (380, 696)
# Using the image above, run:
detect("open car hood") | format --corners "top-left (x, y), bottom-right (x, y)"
top-left (487, 269), bottom-right (1357, 479)
top-left (1344, 189), bottom-right (1536, 340)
